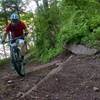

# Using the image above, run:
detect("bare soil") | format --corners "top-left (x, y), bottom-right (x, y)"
top-left (1, 54), bottom-right (100, 100)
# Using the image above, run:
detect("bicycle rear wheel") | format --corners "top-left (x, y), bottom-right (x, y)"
top-left (11, 48), bottom-right (25, 76)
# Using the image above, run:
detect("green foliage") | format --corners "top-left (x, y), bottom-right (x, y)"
top-left (89, 15), bottom-right (100, 29)
top-left (1, 0), bottom-right (100, 63)
top-left (0, 58), bottom-right (9, 67)
top-left (33, 2), bottom-right (60, 62)
top-left (81, 33), bottom-right (96, 47)
top-left (33, 0), bottom-right (100, 62)
top-left (93, 27), bottom-right (100, 40)
top-left (21, 13), bottom-right (34, 23)
top-left (57, 11), bottom-right (88, 45)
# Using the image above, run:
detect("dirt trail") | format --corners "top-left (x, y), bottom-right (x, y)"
top-left (1, 54), bottom-right (100, 100)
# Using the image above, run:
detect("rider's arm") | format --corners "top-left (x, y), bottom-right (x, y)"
top-left (2, 24), bottom-right (11, 43)
top-left (21, 21), bottom-right (28, 36)
top-left (24, 28), bottom-right (28, 36)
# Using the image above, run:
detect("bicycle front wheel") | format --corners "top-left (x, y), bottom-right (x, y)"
top-left (12, 48), bottom-right (25, 77)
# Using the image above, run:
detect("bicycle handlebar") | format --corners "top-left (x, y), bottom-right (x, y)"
top-left (2, 36), bottom-right (25, 44)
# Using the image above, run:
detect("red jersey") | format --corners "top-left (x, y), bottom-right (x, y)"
top-left (6, 21), bottom-right (26, 38)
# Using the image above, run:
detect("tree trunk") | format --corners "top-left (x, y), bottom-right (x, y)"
top-left (43, 0), bottom-right (48, 9)
top-left (2, 0), bottom-right (8, 58)
top-left (34, 0), bottom-right (40, 11)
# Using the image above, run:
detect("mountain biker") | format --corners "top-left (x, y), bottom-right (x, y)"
top-left (2, 13), bottom-right (28, 60)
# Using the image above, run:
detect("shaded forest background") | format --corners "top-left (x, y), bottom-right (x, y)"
top-left (0, 0), bottom-right (100, 63)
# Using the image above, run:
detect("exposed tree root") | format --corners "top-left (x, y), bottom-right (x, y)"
top-left (21, 55), bottom-right (73, 98)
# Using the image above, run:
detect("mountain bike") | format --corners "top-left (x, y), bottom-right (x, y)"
top-left (4, 36), bottom-right (25, 77)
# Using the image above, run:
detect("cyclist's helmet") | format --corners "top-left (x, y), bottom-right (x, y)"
top-left (10, 13), bottom-right (19, 23)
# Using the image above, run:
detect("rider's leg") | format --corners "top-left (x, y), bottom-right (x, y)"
top-left (18, 39), bottom-right (26, 59)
